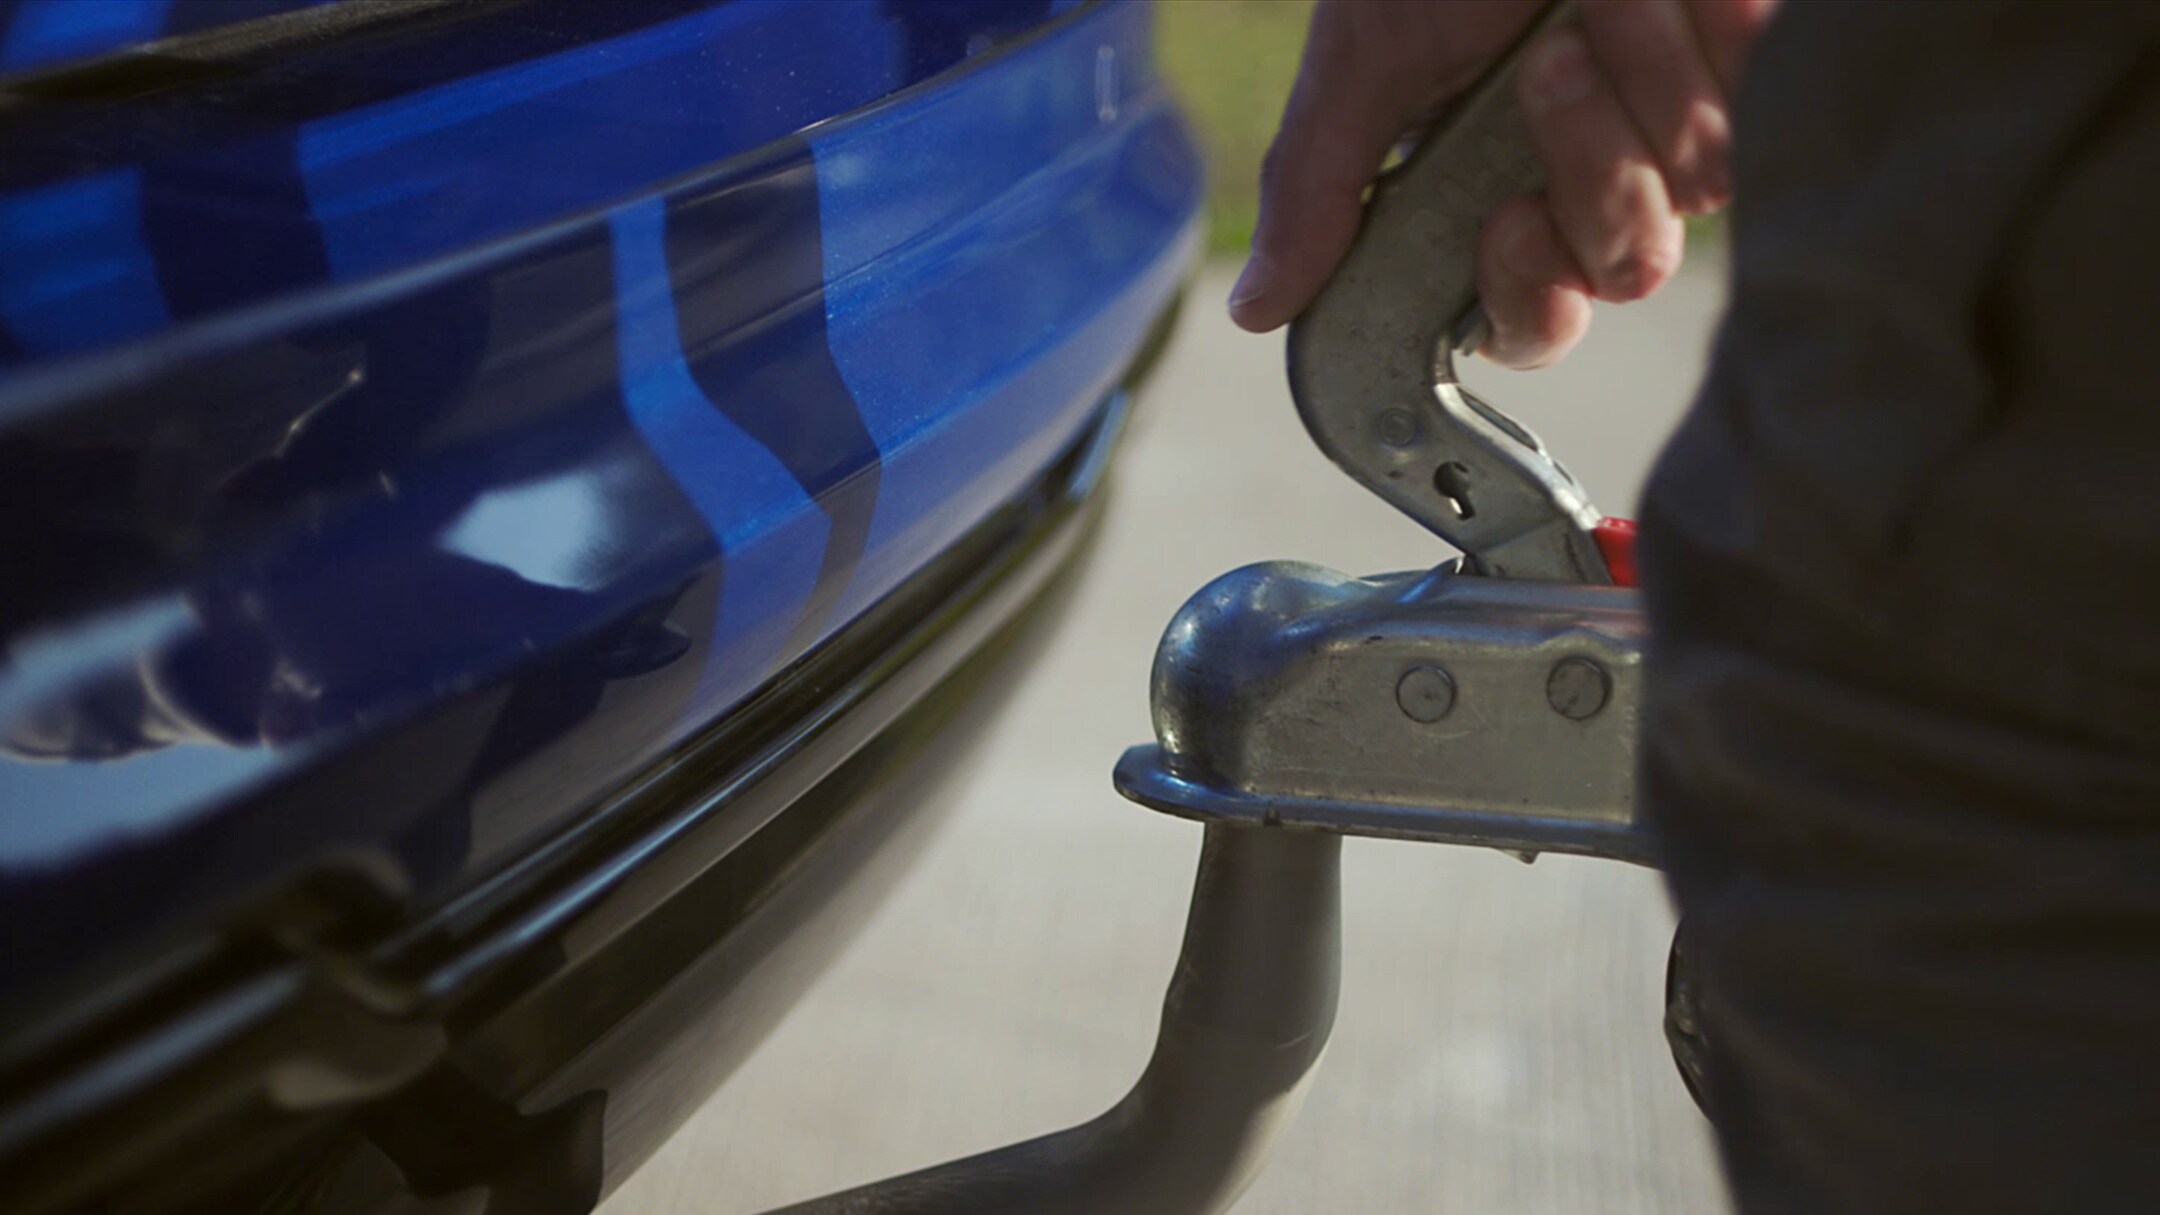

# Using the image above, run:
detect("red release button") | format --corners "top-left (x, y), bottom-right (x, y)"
top-left (1593, 518), bottom-right (1639, 587)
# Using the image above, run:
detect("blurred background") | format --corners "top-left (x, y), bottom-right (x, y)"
top-left (1156, 0), bottom-right (1720, 260)
top-left (604, 4), bottom-right (1734, 1212)
top-left (1156, 0), bottom-right (1313, 258)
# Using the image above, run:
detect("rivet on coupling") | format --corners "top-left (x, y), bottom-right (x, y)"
top-left (1545, 657), bottom-right (1609, 721)
top-left (1395, 665), bottom-right (1457, 723)
top-left (1376, 409), bottom-right (1419, 447)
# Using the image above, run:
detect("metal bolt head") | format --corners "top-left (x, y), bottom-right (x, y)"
top-left (1545, 657), bottom-right (1609, 720)
top-left (1376, 409), bottom-right (1419, 447)
top-left (1395, 665), bottom-right (1456, 722)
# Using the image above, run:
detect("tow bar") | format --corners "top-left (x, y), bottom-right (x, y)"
top-left (756, 5), bottom-right (1672, 1212)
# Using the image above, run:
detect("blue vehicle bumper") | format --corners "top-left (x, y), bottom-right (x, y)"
top-left (0, 1), bottom-right (1202, 1209)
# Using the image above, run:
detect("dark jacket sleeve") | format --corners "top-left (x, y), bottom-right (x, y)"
top-left (1637, 3), bottom-right (2160, 1212)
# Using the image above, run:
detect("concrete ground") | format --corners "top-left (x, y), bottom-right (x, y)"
top-left (602, 252), bottom-right (1734, 1215)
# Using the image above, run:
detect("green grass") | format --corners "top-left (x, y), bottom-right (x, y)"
top-left (1154, 0), bottom-right (1314, 259)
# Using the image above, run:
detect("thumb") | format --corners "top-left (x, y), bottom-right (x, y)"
top-left (1229, 49), bottom-right (1412, 333)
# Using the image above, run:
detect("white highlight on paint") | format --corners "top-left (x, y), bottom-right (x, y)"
top-left (1095, 45), bottom-right (1118, 123)
top-left (441, 471), bottom-right (611, 590)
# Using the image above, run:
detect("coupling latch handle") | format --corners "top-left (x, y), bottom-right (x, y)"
top-left (1285, 1), bottom-right (1609, 583)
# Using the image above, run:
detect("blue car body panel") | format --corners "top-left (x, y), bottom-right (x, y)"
top-left (0, 1), bottom-right (335, 73)
top-left (0, 0), bottom-right (1198, 1019)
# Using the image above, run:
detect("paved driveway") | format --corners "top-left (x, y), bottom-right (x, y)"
top-left (604, 253), bottom-right (1734, 1215)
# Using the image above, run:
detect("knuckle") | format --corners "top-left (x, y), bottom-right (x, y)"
top-left (1597, 229), bottom-right (1682, 301)
top-left (1518, 25), bottom-right (1594, 115)
top-left (1665, 103), bottom-right (1733, 213)
top-left (1582, 166), bottom-right (1682, 299)
top-left (1665, 169), bottom-right (1726, 217)
top-left (1672, 177), bottom-right (1729, 217)
top-left (1660, 171), bottom-right (1706, 216)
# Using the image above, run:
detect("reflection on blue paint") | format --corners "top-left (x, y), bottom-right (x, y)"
top-left (0, 0), bottom-right (1073, 366)
top-left (299, 1), bottom-right (880, 281)
top-left (0, 0), bottom-right (169, 71)
top-left (610, 197), bottom-right (826, 716)
top-left (0, 593), bottom-right (288, 871)
top-left (0, 598), bottom-right (191, 733)
top-left (441, 471), bottom-right (616, 592)
top-left (0, 734), bottom-right (283, 870)
top-left (0, 0), bottom-right (1203, 1008)
top-left (0, 0), bottom-right (340, 72)
top-left (813, 3), bottom-right (1202, 627)
top-left (0, 172), bottom-right (169, 350)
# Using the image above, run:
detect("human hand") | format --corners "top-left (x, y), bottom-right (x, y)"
top-left (1229, 0), bottom-right (1776, 367)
